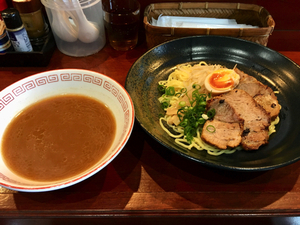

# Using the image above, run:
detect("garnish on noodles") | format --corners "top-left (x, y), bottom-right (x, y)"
top-left (158, 61), bottom-right (280, 156)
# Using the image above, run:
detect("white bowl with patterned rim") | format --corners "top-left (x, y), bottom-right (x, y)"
top-left (0, 69), bottom-right (134, 192)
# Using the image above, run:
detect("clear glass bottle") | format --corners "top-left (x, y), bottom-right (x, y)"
top-left (12, 0), bottom-right (47, 45)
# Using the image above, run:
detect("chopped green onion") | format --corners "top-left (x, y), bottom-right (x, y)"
top-left (207, 109), bottom-right (216, 118)
top-left (198, 118), bottom-right (206, 124)
top-left (180, 88), bottom-right (187, 94)
top-left (176, 85), bottom-right (215, 143)
top-left (206, 125), bottom-right (216, 133)
top-left (159, 84), bottom-right (216, 143)
top-left (208, 91), bottom-right (212, 98)
top-left (202, 114), bottom-right (209, 120)
top-left (158, 84), bottom-right (166, 94)
top-left (179, 101), bottom-right (186, 107)
top-left (165, 86), bottom-right (175, 96)
top-left (161, 102), bottom-right (169, 109)
top-left (199, 101), bottom-right (206, 106)
top-left (180, 119), bottom-right (188, 127)
top-left (192, 84), bottom-right (201, 90)
top-left (175, 92), bottom-right (182, 97)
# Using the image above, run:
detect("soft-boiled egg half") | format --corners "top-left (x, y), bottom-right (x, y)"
top-left (204, 68), bottom-right (240, 94)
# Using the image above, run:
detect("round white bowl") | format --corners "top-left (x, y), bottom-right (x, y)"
top-left (0, 69), bottom-right (134, 192)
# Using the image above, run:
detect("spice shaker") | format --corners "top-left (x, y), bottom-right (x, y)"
top-left (12, 0), bottom-right (47, 42)
top-left (1, 8), bottom-right (33, 52)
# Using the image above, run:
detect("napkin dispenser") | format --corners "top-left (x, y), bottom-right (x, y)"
top-left (144, 2), bottom-right (275, 49)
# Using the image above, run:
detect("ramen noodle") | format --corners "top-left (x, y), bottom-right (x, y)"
top-left (158, 62), bottom-right (280, 156)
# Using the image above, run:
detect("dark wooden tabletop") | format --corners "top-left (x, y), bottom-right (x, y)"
top-left (1, 38), bottom-right (300, 224)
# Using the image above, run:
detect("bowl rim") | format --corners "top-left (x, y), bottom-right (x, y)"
top-left (125, 35), bottom-right (300, 172)
top-left (0, 68), bottom-right (135, 192)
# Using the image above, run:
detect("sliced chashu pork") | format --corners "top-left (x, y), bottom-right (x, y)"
top-left (234, 68), bottom-right (280, 121)
top-left (202, 117), bottom-right (243, 150)
top-left (202, 89), bottom-right (271, 150)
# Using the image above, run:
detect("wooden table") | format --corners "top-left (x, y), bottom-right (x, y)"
top-left (1, 40), bottom-right (300, 224)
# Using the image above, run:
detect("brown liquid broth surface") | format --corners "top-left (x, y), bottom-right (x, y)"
top-left (1, 94), bottom-right (116, 182)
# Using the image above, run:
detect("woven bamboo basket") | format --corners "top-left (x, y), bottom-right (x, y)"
top-left (144, 2), bottom-right (275, 49)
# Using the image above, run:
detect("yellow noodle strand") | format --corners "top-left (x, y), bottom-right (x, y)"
top-left (158, 62), bottom-right (279, 156)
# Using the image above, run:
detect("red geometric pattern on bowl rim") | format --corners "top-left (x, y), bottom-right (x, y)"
top-left (0, 71), bottom-right (133, 190)
top-left (0, 72), bottom-right (128, 111)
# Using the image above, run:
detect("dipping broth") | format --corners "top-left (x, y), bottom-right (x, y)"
top-left (1, 94), bottom-right (116, 182)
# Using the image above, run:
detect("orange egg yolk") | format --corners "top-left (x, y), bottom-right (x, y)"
top-left (208, 71), bottom-right (235, 89)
